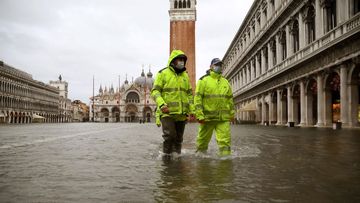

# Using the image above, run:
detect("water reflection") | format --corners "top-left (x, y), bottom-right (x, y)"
top-left (0, 123), bottom-right (359, 202)
top-left (154, 155), bottom-right (236, 202)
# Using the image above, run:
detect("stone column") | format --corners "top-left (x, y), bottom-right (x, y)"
top-left (315, 0), bottom-right (323, 39)
top-left (300, 80), bottom-right (306, 125)
top-left (276, 34), bottom-right (282, 64)
top-left (316, 74), bottom-right (325, 126)
top-left (268, 43), bottom-right (274, 69)
top-left (267, 0), bottom-right (273, 21)
top-left (299, 12), bottom-right (306, 49)
top-left (255, 16), bottom-right (260, 35)
top-left (256, 53), bottom-right (261, 77)
top-left (261, 7), bottom-right (266, 29)
top-left (250, 59), bottom-right (255, 81)
top-left (261, 48), bottom-right (267, 74)
top-left (286, 24), bottom-right (293, 57)
top-left (247, 65), bottom-right (251, 84)
top-left (276, 89), bottom-right (282, 125)
top-left (287, 86), bottom-right (293, 124)
top-left (340, 64), bottom-right (349, 125)
top-left (269, 92), bottom-right (274, 123)
top-left (275, 0), bottom-right (281, 11)
top-left (261, 95), bottom-right (266, 125)
top-left (337, 0), bottom-right (349, 24)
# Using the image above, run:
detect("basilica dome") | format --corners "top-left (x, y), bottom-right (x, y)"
top-left (134, 69), bottom-right (154, 89)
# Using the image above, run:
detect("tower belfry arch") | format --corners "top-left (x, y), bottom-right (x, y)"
top-left (169, 0), bottom-right (197, 90)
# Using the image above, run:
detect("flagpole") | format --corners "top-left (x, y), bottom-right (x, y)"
top-left (92, 75), bottom-right (95, 122)
top-left (118, 75), bottom-right (121, 122)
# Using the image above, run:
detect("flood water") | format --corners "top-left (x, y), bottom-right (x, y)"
top-left (0, 123), bottom-right (359, 202)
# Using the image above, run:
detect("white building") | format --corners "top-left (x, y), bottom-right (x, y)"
top-left (90, 69), bottom-right (156, 123)
top-left (223, 0), bottom-right (360, 127)
top-left (49, 75), bottom-right (72, 122)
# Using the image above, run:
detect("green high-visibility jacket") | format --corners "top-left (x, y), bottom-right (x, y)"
top-left (195, 70), bottom-right (235, 121)
top-left (151, 50), bottom-right (194, 120)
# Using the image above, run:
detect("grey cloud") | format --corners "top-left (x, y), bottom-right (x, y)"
top-left (0, 0), bottom-right (252, 102)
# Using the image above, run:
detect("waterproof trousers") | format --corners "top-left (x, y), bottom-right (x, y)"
top-left (196, 121), bottom-right (231, 156)
top-left (161, 117), bottom-right (186, 154)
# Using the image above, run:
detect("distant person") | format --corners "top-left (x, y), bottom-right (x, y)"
top-left (194, 58), bottom-right (235, 156)
top-left (151, 49), bottom-right (194, 157)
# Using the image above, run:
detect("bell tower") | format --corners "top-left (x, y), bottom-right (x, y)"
top-left (169, 0), bottom-right (197, 90)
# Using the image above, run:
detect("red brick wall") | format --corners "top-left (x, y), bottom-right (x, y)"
top-left (170, 21), bottom-right (196, 91)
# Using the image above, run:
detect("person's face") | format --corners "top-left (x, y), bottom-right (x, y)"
top-left (211, 63), bottom-right (223, 73)
top-left (174, 58), bottom-right (185, 69)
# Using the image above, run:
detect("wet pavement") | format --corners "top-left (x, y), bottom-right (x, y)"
top-left (0, 123), bottom-right (359, 202)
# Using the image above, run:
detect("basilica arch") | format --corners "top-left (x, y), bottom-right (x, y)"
top-left (100, 108), bottom-right (110, 123)
top-left (143, 106), bottom-right (153, 123)
top-left (125, 104), bottom-right (138, 123)
top-left (112, 106), bottom-right (120, 122)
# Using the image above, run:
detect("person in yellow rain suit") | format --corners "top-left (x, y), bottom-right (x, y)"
top-left (155, 107), bottom-right (161, 127)
top-left (195, 58), bottom-right (235, 156)
top-left (151, 49), bottom-right (194, 156)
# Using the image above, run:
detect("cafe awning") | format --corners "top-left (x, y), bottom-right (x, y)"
top-left (239, 100), bottom-right (257, 112)
top-left (32, 114), bottom-right (45, 119)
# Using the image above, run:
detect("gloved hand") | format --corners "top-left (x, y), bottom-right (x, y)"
top-left (161, 105), bottom-right (170, 113)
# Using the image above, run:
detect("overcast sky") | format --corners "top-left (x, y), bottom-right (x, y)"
top-left (0, 0), bottom-right (253, 103)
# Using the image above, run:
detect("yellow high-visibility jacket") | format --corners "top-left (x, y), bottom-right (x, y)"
top-left (151, 50), bottom-right (194, 120)
top-left (195, 70), bottom-right (234, 121)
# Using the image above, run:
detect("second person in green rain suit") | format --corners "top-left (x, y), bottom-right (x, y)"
top-left (195, 58), bottom-right (235, 156)
top-left (151, 49), bottom-right (194, 156)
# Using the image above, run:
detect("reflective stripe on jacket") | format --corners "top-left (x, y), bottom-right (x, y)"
top-left (151, 50), bottom-right (194, 119)
top-left (195, 70), bottom-right (234, 121)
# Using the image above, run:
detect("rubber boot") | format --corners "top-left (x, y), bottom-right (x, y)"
top-left (163, 141), bottom-right (172, 155)
top-left (173, 143), bottom-right (182, 154)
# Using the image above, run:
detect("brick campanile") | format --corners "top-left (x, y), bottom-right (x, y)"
top-left (169, 0), bottom-right (197, 90)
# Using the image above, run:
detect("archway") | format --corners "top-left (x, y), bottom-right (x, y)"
top-left (349, 64), bottom-right (360, 126)
top-left (280, 88), bottom-right (288, 124)
top-left (125, 104), bottom-right (138, 122)
top-left (265, 102), bottom-right (270, 124)
top-left (143, 106), bottom-right (152, 123)
top-left (325, 72), bottom-right (340, 125)
top-left (112, 107), bottom-right (120, 122)
top-left (292, 84), bottom-right (301, 124)
top-left (258, 102), bottom-right (262, 123)
top-left (271, 91), bottom-right (277, 124)
top-left (306, 78), bottom-right (318, 125)
top-left (126, 92), bottom-right (140, 103)
top-left (101, 108), bottom-right (110, 123)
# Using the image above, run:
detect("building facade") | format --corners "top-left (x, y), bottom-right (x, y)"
top-left (90, 69), bottom-right (156, 123)
top-left (49, 76), bottom-right (72, 122)
top-left (169, 0), bottom-right (197, 90)
top-left (72, 100), bottom-right (89, 122)
top-left (223, 0), bottom-right (360, 127)
top-left (0, 61), bottom-right (60, 124)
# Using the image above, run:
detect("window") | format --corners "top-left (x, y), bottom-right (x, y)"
top-left (324, 0), bottom-right (337, 32)
top-left (279, 29), bottom-right (287, 60)
top-left (305, 5), bottom-right (316, 44)
top-left (355, 0), bottom-right (360, 14)
top-left (270, 39), bottom-right (277, 65)
top-left (174, 0), bottom-right (178, 9)
top-left (263, 47), bottom-right (269, 71)
top-left (291, 20), bottom-right (300, 53)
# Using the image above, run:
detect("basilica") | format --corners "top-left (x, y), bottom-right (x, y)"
top-left (90, 69), bottom-right (156, 123)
